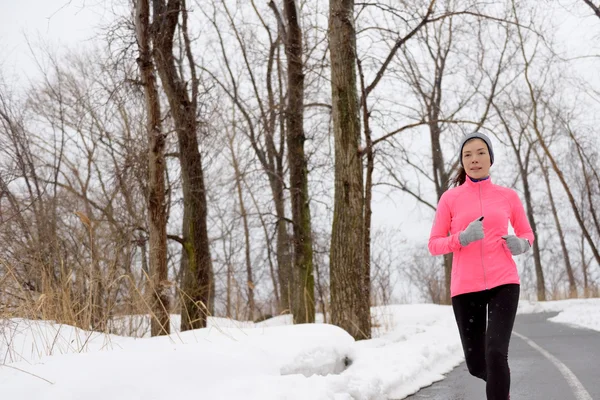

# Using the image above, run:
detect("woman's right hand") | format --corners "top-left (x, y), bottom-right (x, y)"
top-left (459, 217), bottom-right (484, 246)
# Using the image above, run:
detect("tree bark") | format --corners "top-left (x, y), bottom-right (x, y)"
top-left (498, 116), bottom-right (546, 301)
top-left (329, 0), bottom-right (371, 340)
top-left (283, 0), bottom-right (315, 324)
top-left (519, 149), bottom-right (546, 301)
top-left (429, 99), bottom-right (453, 305)
top-left (228, 132), bottom-right (255, 321)
top-left (243, 176), bottom-right (280, 312)
top-left (269, 0), bottom-right (295, 316)
top-left (151, 0), bottom-right (213, 330)
top-left (274, 50), bottom-right (293, 316)
top-left (580, 233), bottom-right (590, 297)
top-left (536, 151), bottom-right (576, 297)
top-left (357, 60), bottom-right (373, 311)
top-left (134, 0), bottom-right (170, 336)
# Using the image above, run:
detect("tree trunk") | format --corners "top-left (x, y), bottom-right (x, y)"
top-left (519, 151), bottom-right (546, 301)
top-left (581, 233), bottom-right (589, 297)
top-left (134, 0), bottom-right (170, 336)
top-left (283, 0), bottom-right (315, 324)
top-left (274, 20), bottom-right (293, 316)
top-left (496, 101), bottom-right (548, 300)
top-left (274, 179), bottom-right (293, 313)
top-left (218, 9), bottom-right (292, 314)
top-left (537, 155), bottom-right (576, 297)
top-left (229, 133), bottom-right (255, 321)
top-left (428, 40), bottom-right (452, 304)
top-left (151, 0), bottom-right (213, 331)
top-left (568, 129), bottom-right (600, 239)
top-left (328, 0), bottom-right (371, 340)
top-left (244, 177), bottom-right (280, 312)
top-left (357, 58), bottom-right (373, 312)
top-left (430, 121), bottom-right (452, 305)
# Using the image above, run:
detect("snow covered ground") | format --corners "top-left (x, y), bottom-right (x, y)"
top-left (1, 298), bottom-right (599, 400)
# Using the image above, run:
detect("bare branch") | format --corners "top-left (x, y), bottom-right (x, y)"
top-left (583, 0), bottom-right (600, 19)
top-left (365, 0), bottom-right (436, 97)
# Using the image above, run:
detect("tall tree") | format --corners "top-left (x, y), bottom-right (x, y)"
top-left (328, 0), bottom-right (371, 340)
top-left (207, 2), bottom-right (293, 314)
top-left (494, 103), bottom-right (546, 301)
top-left (282, 0), bottom-right (315, 324)
top-left (135, 0), bottom-right (170, 335)
top-left (150, 0), bottom-right (213, 330)
top-left (513, 0), bottom-right (600, 270)
top-left (356, 0), bottom-right (436, 305)
top-left (226, 123), bottom-right (256, 321)
top-left (533, 146), bottom-right (577, 297)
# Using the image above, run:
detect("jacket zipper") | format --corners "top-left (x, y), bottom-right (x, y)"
top-left (479, 185), bottom-right (488, 290)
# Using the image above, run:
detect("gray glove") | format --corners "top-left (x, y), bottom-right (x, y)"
top-left (459, 217), bottom-right (484, 246)
top-left (502, 235), bottom-right (530, 255)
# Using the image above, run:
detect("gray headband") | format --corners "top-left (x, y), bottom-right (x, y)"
top-left (459, 132), bottom-right (494, 166)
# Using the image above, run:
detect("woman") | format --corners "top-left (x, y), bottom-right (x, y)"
top-left (428, 132), bottom-right (534, 400)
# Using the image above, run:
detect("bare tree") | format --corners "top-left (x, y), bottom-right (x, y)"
top-left (494, 101), bottom-right (547, 300)
top-left (135, 0), bottom-right (170, 335)
top-left (533, 145), bottom-right (577, 297)
top-left (226, 122), bottom-right (256, 320)
top-left (282, 0), bottom-right (315, 324)
top-left (150, 0), bottom-right (214, 330)
top-left (329, 0), bottom-right (371, 340)
top-left (407, 248), bottom-right (446, 304)
top-left (0, 46), bottom-right (162, 335)
top-left (513, 0), bottom-right (600, 269)
top-left (356, 0), bottom-right (436, 305)
top-left (583, 0), bottom-right (600, 19)
top-left (205, 1), bottom-right (294, 315)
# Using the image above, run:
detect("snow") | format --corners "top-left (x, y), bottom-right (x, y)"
top-left (1, 299), bottom-right (598, 400)
top-left (518, 298), bottom-right (600, 332)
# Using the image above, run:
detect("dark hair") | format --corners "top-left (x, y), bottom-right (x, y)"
top-left (450, 166), bottom-right (467, 187)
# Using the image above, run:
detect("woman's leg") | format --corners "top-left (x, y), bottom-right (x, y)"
top-left (485, 284), bottom-right (520, 400)
top-left (452, 290), bottom-right (488, 381)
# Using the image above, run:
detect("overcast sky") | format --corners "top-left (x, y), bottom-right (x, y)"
top-left (0, 0), bottom-right (113, 85)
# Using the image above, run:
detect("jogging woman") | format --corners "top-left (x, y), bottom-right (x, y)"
top-left (428, 132), bottom-right (534, 400)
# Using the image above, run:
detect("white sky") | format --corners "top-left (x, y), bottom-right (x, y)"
top-left (0, 0), bottom-right (111, 86)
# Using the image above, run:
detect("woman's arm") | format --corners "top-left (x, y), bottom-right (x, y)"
top-left (428, 193), bottom-right (462, 255)
top-left (510, 190), bottom-right (535, 245)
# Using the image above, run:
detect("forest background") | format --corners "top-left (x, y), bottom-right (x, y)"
top-left (1, 0), bottom-right (600, 340)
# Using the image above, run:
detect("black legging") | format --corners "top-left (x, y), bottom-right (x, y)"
top-left (452, 284), bottom-right (520, 400)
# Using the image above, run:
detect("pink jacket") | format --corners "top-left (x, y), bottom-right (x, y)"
top-left (428, 177), bottom-right (534, 297)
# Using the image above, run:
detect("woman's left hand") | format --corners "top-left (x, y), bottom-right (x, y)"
top-left (502, 235), bottom-right (531, 255)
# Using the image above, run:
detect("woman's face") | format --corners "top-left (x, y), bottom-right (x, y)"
top-left (462, 138), bottom-right (491, 180)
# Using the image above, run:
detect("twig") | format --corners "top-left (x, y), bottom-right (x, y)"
top-left (0, 364), bottom-right (54, 385)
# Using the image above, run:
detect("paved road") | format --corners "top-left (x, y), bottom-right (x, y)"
top-left (403, 312), bottom-right (600, 400)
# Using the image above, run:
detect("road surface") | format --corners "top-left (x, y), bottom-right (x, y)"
top-left (403, 312), bottom-right (599, 400)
